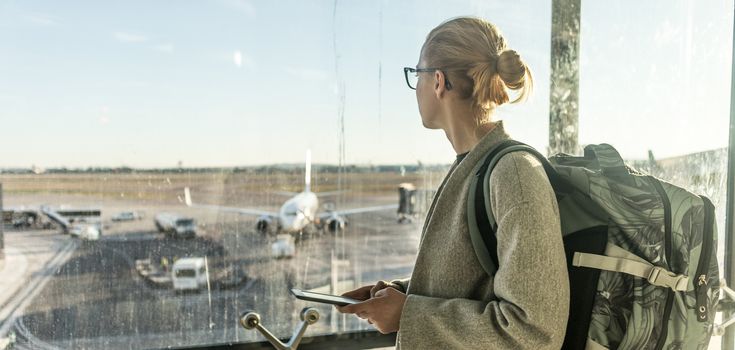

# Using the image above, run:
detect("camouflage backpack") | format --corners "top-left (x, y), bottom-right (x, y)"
top-left (467, 140), bottom-right (720, 350)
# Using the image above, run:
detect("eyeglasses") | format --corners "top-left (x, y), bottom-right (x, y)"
top-left (403, 67), bottom-right (453, 90)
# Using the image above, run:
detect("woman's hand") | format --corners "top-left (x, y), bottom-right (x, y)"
top-left (337, 280), bottom-right (400, 302)
top-left (335, 287), bottom-right (407, 334)
top-left (338, 284), bottom-right (374, 302)
top-left (369, 280), bottom-right (400, 297)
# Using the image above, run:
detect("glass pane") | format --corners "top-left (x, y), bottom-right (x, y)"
top-left (579, 1), bottom-right (733, 349)
top-left (0, 1), bottom-right (551, 349)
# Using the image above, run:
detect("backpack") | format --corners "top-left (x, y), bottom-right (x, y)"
top-left (467, 139), bottom-right (720, 350)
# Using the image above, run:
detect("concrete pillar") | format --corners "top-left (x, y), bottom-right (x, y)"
top-left (549, 0), bottom-right (581, 156)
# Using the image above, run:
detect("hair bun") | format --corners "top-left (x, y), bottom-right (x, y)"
top-left (496, 49), bottom-right (526, 90)
top-left (422, 16), bottom-right (533, 113)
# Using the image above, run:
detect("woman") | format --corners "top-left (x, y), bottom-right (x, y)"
top-left (337, 17), bottom-right (569, 349)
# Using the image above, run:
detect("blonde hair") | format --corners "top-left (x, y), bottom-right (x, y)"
top-left (421, 17), bottom-right (533, 119)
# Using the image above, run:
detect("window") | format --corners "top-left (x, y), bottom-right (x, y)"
top-left (176, 269), bottom-right (197, 279)
top-left (0, 1), bottom-right (732, 349)
top-left (176, 219), bottom-right (194, 227)
top-left (577, 1), bottom-right (733, 348)
top-left (0, 1), bottom-right (552, 348)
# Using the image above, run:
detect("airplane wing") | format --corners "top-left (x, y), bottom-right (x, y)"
top-left (322, 204), bottom-right (398, 218)
top-left (313, 190), bottom-right (348, 197)
top-left (273, 191), bottom-right (300, 197)
top-left (184, 188), bottom-right (278, 217)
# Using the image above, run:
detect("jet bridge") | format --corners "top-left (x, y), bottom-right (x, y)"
top-left (39, 206), bottom-right (72, 234)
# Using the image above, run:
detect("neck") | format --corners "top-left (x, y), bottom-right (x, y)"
top-left (442, 109), bottom-right (497, 155)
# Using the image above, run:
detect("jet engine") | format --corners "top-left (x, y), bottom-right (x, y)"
top-left (323, 214), bottom-right (346, 234)
top-left (256, 215), bottom-right (274, 234)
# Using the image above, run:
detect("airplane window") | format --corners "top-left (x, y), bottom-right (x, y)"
top-left (0, 0), bottom-right (733, 349)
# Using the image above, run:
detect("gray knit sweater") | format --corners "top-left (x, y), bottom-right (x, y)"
top-left (392, 121), bottom-right (569, 349)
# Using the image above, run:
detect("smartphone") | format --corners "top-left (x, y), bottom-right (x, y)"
top-left (290, 288), bottom-right (360, 306)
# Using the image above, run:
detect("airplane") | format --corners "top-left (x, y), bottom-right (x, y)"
top-left (184, 150), bottom-right (398, 235)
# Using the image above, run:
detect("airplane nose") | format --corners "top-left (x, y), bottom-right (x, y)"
top-left (279, 216), bottom-right (298, 232)
top-left (290, 217), bottom-right (303, 231)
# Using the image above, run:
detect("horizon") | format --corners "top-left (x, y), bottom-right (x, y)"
top-left (0, 145), bottom-right (726, 173)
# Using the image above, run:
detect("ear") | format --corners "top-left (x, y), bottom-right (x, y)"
top-left (433, 70), bottom-right (447, 99)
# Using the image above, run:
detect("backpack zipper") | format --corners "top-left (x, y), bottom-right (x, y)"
top-left (694, 196), bottom-right (715, 322)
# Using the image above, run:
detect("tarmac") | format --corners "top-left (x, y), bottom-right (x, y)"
top-left (0, 229), bottom-right (76, 349)
top-left (0, 225), bottom-right (402, 350)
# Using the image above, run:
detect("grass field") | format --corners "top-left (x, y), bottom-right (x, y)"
top-left (0, 169), bottom-right (448, 209)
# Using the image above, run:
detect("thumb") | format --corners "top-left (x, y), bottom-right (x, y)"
top-left (336, 303), bottom-right (358, 314)
top-left (370, 280), bottom-right (387, 297)
top-left (338, 300), bottom-right (370, 314)
top-left (374, 287), bottom-right (393, 298)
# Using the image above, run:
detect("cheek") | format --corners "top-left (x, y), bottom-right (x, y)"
top-left (417, 96), bottom-right (437, 128)
top-left (416, 92), bottom-right (426, 118)
top-left (415, 90), bottom-right (422, 114)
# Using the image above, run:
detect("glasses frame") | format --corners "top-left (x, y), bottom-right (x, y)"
top-left (403, 67), bottom-right (453, 90)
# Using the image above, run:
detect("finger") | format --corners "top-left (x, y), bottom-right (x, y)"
top-left (342, 285), bottom-right (373, 300)
top-left (374, 288), bottom-right (389, 298)
top-left (342, 292), bottom-right (366, 300)
top-left (334, 304), bottom-right (351, 313)
top-left (369, 283), bottom-right (381, 298)
top-left (370, 281), bottom-right (386, 298)
top-left (337, 303), bottom-right (360, 314)
top-left (344, 284), bottom-right (371, 294)
top-left (340, 297), bottom-right (376, 314)
top-left (369, 321), bottom-right (385, 334)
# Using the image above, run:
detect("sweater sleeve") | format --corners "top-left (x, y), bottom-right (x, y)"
top-left (397, 151), bottom-right (569, 350)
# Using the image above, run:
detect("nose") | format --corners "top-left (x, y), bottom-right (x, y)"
top-left (279, 217), bottom-right (291, 229)
top-left (280, 215), bottom-right (302, 232)
top-left (290, 215), bottom-right (304, 230)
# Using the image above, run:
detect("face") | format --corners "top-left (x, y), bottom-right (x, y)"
top-left (415, 58), bottom-right (442, 129)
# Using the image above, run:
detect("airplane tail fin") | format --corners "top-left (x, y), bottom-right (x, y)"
top-left (648, 150), bottom-right (657, 165)
top-left (305, 149), bottom-right (312, 193)
top-left (184, 187), bottom-right (193, 206)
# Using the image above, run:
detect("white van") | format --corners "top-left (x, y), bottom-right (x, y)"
top-left (79, 224), bottom-right (101, 241)
top-left (171, 257), bottom-right (208, 291)
top-left (70, 224), bottom-right (101, 241)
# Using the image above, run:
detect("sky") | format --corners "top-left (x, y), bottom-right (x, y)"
top-left (0, 0), bottom-right (732, 168)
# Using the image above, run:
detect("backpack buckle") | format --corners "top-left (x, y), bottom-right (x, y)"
top-left (647, 266), bottom-right (689, 291)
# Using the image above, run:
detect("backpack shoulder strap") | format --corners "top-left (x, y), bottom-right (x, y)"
top-left (467, 140), bottom-right (556, 276)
